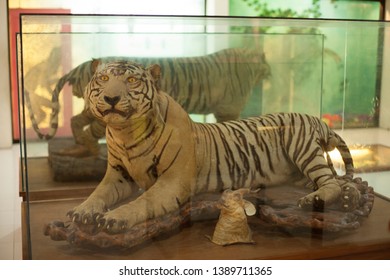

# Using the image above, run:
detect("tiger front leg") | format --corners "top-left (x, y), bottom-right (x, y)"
top-left (96, 178), bottom-right (191, 233)
top-left (67, 165), bottom-right (134, 224)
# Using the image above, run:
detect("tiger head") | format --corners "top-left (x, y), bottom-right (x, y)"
top-left (85, 60), bottom-right (161, 126)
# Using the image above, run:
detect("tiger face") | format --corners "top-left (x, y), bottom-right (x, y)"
top-left (85, 61), bottom-right (161, 126)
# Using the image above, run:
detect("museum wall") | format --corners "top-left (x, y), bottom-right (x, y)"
top-left (0, 0), bottom-right (13, 148)
top-left (1, 0), bottom-right (389, 148)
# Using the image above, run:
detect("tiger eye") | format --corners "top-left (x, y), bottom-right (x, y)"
top-left (128, 77), bottom-right (138, 83)
top-left (99, 75), bottom-right (109, 81)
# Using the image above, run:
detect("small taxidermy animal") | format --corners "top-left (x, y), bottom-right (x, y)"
top-left (208, 189), bottom-right (257, 246)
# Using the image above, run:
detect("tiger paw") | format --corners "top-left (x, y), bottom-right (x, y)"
top-left (97, 217), bottom-right (129, 234)
top-left (297, 184), bottom-right (342, 211)
top-left (297, 194), bottom-right (325, 211)
top-left (94, 202), bottom-right (145, 234)
top-left (67, 198), bottom-right (107, 225)
top-left (339, 183), bottom-right (361, 212)
top-left (96, 209), bottom-right (137, 234)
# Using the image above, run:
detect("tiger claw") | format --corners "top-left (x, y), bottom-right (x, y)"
top-left (105, 219), bottom-right (116, 230)
top-left (340, 183), bottom-right (361, 212)
top-left (97, 218), bottom-right (105, 228)
top-left (93, 213), bottom-right (103, 223)
top-left (117, 220), bottom-right (127, 231)
top-left (72, 215), bottom-right (78, 223)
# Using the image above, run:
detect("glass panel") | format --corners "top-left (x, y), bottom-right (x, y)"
top-left (9, 0), bottom-right (206, 15)
top-left (19, 14), bottom-right (390, 260)
top-left (8, 0), bottom-right (206, 142)
top-left (229, 0), bottom-right (382, 128)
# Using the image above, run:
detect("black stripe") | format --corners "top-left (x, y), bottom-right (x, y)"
top-left (209, 126), bottom-right (225, 191)
top-left (160, 146), bottom-right (182, 175)
top-left (300, 147), bottom-right (322, 172)
top-left (214, 124), bottom-right (236, 181)
top-left (312, 173), bottom-right (333, 186)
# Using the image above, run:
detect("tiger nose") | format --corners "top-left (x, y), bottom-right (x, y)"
top-left (104, 95), bottom-right (121, 106)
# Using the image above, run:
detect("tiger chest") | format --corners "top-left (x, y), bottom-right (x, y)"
top-left (119, 136), bottom-right (184, 190)
top-left (119, 152), bottom-right (160, 190)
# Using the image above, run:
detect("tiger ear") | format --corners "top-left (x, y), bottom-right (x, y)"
top-left (148, 64), bottom-right (161, 83)
top-left (91, 59), bottom-right (101, 74)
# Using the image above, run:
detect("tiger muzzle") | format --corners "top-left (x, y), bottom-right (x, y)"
top-left (100, 95), bottom-right (128, 117)
top-left (104, 95), bottom-right (121, 106)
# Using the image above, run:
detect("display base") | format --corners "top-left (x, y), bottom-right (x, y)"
top-left (42, 177), bottom-right (374, 249)
top-left (48, 138), bottom-right (107, 182)
top-left (22, 195), bottom-right (390, 260)
top-left (21, 157), bottom-right (96, 201)
top-left (23, 179), bottom-right (388, 260)
top-left (21, 147), bottom-right (390, 259)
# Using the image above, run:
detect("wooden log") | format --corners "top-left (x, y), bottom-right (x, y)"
top-left (43, 176), bottom-right (375, 250)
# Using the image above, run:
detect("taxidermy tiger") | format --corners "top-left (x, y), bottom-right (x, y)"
top-left (67, 61), bottom-right (361, 234)
top-left (24, 47), bottom-right (62, 128)
top-left (31, 48), bottom-right (270, 156)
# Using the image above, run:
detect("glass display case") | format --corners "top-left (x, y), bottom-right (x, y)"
top-left (18, 14), bottom-right (390, 259)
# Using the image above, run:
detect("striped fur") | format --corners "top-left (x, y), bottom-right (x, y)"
top-left (30, 48), bottom-right (270, 146)
top-left (68, 61), bottom-right (359, 233)
top-left (23, 47), bottom-right (62, 139)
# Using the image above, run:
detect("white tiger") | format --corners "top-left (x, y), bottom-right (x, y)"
top-left (67, 61), bottom-right (360, 233)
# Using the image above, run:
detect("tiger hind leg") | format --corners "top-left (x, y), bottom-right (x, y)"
top-left (337, 179), bottom-right (361, 211)
top-left (298, 178), bottom-right (340, 210)
top-left (70, 110), bottom-right (105, 156)
top-left (298, 179), bottom-right (361, 211)
top-left (296, 150), bottom-right (360, 211)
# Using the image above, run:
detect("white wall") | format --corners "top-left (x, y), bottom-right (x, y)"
top-left (206, 0), bottom-right (228, 16)
top-left (0, 0), bottom-right (13, 148)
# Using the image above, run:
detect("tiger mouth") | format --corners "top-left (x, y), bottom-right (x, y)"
top-left (100, 109), bottom-right (128, 117)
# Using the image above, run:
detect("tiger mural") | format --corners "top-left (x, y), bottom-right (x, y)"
top-left (67, 61), bottom-right (361, 233)
top-left (30, 48), bottom-right (270, 156)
